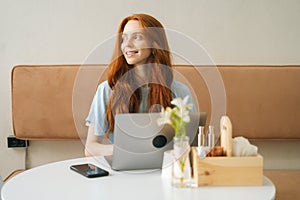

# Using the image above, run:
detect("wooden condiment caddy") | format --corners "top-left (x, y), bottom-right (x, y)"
top-left (192, 147), bottom-right (263, 186)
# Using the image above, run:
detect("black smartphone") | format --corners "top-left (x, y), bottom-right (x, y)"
top-left (70, 163), bottom-right (109, 178)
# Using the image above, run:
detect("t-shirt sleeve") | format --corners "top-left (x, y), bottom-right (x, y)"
top-left (85, 81), bottom-right (111, 136)
top-left (171, 81), bottom-right (197, 112)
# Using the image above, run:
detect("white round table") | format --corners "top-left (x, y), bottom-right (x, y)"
top-left (1, 156), bottom-right (275, 200)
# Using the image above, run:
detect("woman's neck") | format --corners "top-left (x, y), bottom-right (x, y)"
top-left (134, 64), bottom-right (149, 87)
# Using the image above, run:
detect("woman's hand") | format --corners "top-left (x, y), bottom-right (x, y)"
top-left (85, 124), bottom-right (113, 157)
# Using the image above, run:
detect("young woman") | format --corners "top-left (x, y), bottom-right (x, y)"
top-left (85, 13), bottom-right (196, 156)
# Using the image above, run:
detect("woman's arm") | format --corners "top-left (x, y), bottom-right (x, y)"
top-left (85, 124), bottom-right (113, 157)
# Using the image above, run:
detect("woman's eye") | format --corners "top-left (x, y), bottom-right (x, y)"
top-left (134, 34), bottom-right (143, 40)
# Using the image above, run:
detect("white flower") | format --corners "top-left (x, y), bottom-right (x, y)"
top-left (171, 96), bottom-right (192, 123)
top-left (171, 95), bottom-right (189, 109)
top-left (157, 107), bottom-right (172, 126)
top-left (157, 95), bottom-right (193, 137)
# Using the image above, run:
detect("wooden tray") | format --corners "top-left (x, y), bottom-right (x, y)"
top-left (192, 147), bottom-right (263, 186)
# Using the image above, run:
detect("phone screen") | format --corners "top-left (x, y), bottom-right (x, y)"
top-left (70, 163), bottom-right (109, 178)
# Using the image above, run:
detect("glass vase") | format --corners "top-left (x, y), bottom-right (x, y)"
top-left (172, 135), bottom-right (191, 188)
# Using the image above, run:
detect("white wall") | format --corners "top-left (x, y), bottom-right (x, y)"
top-left (1, 0), bottom-right (300, 179)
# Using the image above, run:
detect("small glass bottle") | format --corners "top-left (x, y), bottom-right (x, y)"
top-left (172, 136), bottom-right (191, 188)
top-left (198, 126), bottom-right (205, 147)
top-left (207, 125), bottom-right (215, 148)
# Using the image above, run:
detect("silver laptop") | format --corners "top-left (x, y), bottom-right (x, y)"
top-left (106, 112), bottom-right (206, 171)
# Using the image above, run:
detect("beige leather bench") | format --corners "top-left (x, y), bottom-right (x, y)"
top-left (10, 65), bottom-right (300, 199)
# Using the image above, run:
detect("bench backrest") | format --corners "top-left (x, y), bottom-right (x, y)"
top-left (12, 65), bottom-right (300, 140)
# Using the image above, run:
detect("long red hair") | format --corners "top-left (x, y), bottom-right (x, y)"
top-left (106, 13), bottom-right (173, 133)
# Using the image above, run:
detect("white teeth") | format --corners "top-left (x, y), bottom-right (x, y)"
top-left (126, 51), bottom-right (138, 55)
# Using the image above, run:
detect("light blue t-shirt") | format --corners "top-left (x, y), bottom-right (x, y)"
top-left (86, 80), bottom-right (197, 143)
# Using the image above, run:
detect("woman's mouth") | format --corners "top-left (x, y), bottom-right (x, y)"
top-left (125, 50), bottom-right (139, 56)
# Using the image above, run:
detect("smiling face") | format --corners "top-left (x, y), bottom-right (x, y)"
top-left (121, 20), bottom-right (152, 67)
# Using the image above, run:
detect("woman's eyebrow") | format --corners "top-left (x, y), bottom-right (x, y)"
top-left (122, 31), bottom-right (144, 36)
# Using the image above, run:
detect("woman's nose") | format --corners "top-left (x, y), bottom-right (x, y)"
top-left (122, 37), bottom-right (134, 48)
